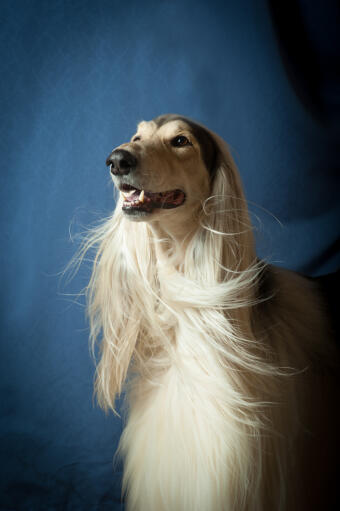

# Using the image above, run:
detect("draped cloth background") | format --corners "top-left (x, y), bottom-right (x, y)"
top-left (1, 1), bottom-right (339, 509)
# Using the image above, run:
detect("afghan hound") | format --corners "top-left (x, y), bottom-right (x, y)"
top-left (81, 114), bottom-right (338, 511)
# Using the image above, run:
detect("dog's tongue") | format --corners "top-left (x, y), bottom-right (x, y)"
top-left (122, 188), bottom-right (185, 212)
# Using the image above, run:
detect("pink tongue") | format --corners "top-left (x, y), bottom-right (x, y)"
top-left (125, 190), bottom-right (140, 202)
top-left (124, 189), bottom-right (170, 204)
top-left (122, 188), bottom-right (185, 210)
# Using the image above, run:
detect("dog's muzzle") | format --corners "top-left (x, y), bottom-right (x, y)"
top-left (105, 148), bottom-right (186, 216)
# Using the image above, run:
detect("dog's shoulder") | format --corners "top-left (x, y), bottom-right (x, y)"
top-left (253, 263), bottom-right (339, 366)
top-left (311, 270), bottom-right (339, 344)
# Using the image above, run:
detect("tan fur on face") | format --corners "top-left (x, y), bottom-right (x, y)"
top-left (112, 119), bottom-right (211, 230)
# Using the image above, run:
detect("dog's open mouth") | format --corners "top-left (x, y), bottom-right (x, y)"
top-left (119, 184), bottom-right (186, 213)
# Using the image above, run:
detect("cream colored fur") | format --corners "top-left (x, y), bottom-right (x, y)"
top-left (79, 116), bottom-right (337, 510)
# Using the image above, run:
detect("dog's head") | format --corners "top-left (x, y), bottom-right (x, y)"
top-left (106, 114), bottom-right (219, 222)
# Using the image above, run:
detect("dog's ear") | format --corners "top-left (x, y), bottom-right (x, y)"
top-left (208, 132), bottom-right (244, 208)
top-left (203, 131), bottom-right (256, 271)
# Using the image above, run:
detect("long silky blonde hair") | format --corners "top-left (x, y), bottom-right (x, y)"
top-left (74, 118), bottom-right (331, 511)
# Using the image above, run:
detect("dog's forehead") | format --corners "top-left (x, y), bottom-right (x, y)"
top-left (158, 119), bottom-right (190, 135)
top-left (137, 118), bottom-right (190, 138)
top-left (136, 120), bottom-right (157, 137)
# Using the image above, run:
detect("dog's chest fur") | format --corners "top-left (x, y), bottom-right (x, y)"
top-left (119, 317), bottom-right (262, 511)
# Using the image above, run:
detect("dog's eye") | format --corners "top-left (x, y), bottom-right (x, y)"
top-left (171, 135), bottom-right (190, 147)
top-left (132, 136), bottom-right (141, 142)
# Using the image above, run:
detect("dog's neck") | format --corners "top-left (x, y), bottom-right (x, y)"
top-left (148, 208), bottom-right (199, 248)
top-left (147, 222), bottom-right (196, 269)
top-left (146, 215), bottom-right (256, 280)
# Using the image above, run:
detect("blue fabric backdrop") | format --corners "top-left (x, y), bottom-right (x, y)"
top-left (1, 1), bottom-right (339, 510)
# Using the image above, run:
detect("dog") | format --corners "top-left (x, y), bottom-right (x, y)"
top-left (83, 114), bottom-right (338, 510)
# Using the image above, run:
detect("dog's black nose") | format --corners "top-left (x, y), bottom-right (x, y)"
top-left (106, 149), bottom-right (137, 176)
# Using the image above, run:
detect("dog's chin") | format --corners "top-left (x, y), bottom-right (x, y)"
top-left (122, 204), bottom-right (187, 223)
top-left (122, 208), bottom-right (153, 222)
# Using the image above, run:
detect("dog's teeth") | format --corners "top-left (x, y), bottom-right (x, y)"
top-left (121, 192), bottom-right (127, 200)
top-left (122, 189), bottom-right (136, 198)
top-left (139, 190), bottom-right (145, 203)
